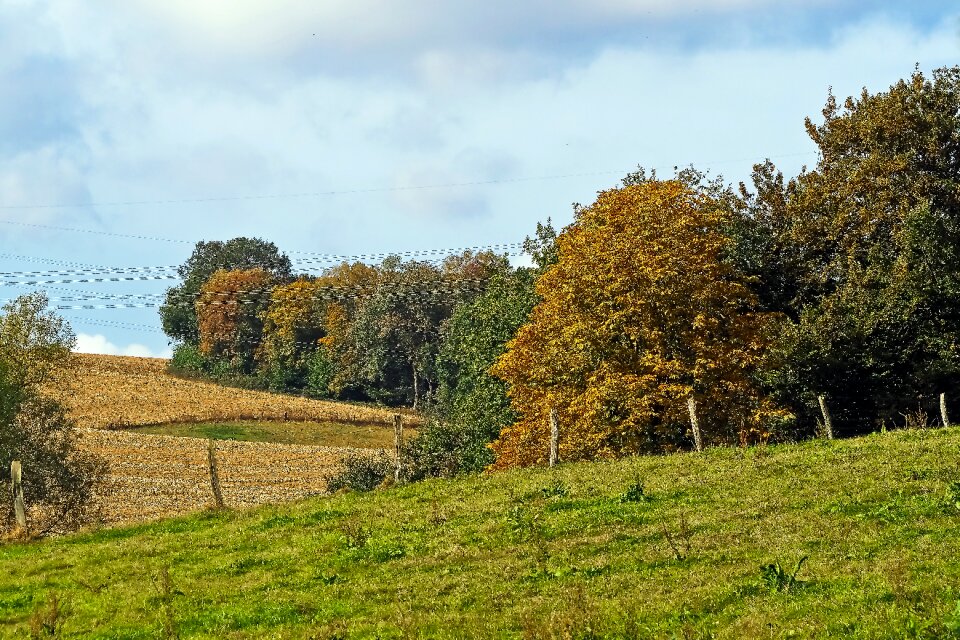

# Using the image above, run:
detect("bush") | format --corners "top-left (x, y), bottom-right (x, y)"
top-left (306, 347), bottom-right (335, 398)
top-left (169, 343), bottom-right (207, 374)
top-left (5, 395), bottom-right (106, 534)
top-left (0, 293), bottom-right (106, 535)
top-left (325, 452), bottom-right (393, 493)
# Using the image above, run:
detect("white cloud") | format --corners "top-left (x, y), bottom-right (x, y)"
top-left (74, 333), bottom-right (173, 359)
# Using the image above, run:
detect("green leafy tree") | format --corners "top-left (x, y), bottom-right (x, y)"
top-left (160, 237), bottom-right (292, 346)
top-left (408, 267), bottom-right (537, 477)
top-left (739, 66), bottom-right (960, 434)
top-left (0, 293), bottom-right (104, 534)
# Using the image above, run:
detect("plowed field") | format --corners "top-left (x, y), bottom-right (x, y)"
top-left (79, 429), bottom-right (377, 527)
top-left (51, 354), bottom-right (406, 527)
top-left (56, 353), bottom-right (407, 429)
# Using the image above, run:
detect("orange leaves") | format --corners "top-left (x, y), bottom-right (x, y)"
top-left (196, 268), bottom-right (274, 365)
top-left (491, 180), bottom-right (787, 468)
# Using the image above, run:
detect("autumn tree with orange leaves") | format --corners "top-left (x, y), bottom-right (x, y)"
top-left (196, 268), bottom-right (275, 373)
top-left (490, 180), bottom-right (790, 469)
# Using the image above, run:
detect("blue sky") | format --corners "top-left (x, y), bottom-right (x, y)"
top-left (1, 0), bottom-right (958, 357)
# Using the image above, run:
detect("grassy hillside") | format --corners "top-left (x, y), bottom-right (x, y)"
top-left (4, 427), bottom-right (960, 639)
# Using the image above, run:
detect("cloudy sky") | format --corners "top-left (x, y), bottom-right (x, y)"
top-left (1, 0), bottom-right (958, 357)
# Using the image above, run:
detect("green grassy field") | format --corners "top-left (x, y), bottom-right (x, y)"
top-left (132, 420), bottom-right (410, 449)
top-left (4, 427), bottom-right (960, 638)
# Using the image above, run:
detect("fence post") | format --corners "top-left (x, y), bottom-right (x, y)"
top-left (207, 440), bottom-right (225, 509)
top-left (941, 393), bottom-right (951, 428)
top-left (394, 414), bottom-right (404, 482)
top-left (687, 395), bottom-right (703, 452)
top-left (548, 407), bottom-right (559, 467)
top-left (11, 461), bottom-right (25, 530)
top-left (817, 395), bottom-right (834, 440)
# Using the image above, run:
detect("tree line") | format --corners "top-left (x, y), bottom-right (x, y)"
top-left (150, 65), bottom-right (957, 473)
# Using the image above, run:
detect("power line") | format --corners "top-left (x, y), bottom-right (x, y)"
top-left (53, 276), bottom-right (492, 310)
top-left (0, 243), bottom-right (524, 279)
top-left (0, 152), bottom-right (817, 212)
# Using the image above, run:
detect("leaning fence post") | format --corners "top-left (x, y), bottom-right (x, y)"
top-left (817, 395), bottom-right (834, 440)
top-left (207, 440), bottom-right (225, 509)
top-left (11, 461), bottom-right (25, 530)
top-left (687, 395), bottom-right (703, 452)
top-left (548, 407), bottom-right (559, 467)
top-left (941, 393), bottom-right (951, 428)
top-left (394, 414), bottom-right (404, 482)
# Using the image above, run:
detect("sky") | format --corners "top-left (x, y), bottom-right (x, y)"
top-left (0, 0), bottom-right (958, 358)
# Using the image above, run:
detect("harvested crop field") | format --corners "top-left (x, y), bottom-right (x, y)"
top-left (56, 353), bottom-right (409, 429)
top-left (78, 429), bottom-right (382, 527)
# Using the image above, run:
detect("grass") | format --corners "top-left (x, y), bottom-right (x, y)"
top-left (132, 420), bottom-right (413, 449)
top-left (3, 427), bottom-right (960, 638)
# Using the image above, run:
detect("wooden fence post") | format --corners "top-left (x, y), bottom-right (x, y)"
top-left (548, 407), bottom-right (559, 467)
top-left (207, 440), bottom-right (225, 509)
top-left (687, 395), bottom-right (703, 452)
top-left (817, 395), bottom-right (834, 440)
top-left (941, 393), bottom-right (951, 428)
top-left (11, 461), bottom-right (25, 530)
top-left (394, 414), bottom-right (404, 482)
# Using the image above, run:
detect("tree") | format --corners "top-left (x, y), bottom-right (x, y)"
top-left (260, 278), bottom-right (328, 390)
top-left (0, 293), bottom-right (104, 534)
top-left (196, 268), bottom-right (275, 374)
top-left (490, 180), bottom-right (788, 469)
top-left (408, 267), bottom-right (537, 477)
top-left (739, 66), bottom-right (960, 433)
top-left (161, 238), bottom-right (292, 346)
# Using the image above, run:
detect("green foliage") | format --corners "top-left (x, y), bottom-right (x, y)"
top-left (169, 343), bottom-right (207, 374)
top-left (0, 294), bottom-right (105, 535)
top-left (739, 66), bottom-right (960, 435)
top-left (324, 452), bottom-right (393, 493)
top-left (619, 477), bottom-right (648, 503)
top-left (759, 555), bottom-right (808, 593)
top-left (306, 347), bottom-right (336, 398)
top-left (407, 268), bottom-right (537, 478)
top-left (160, 237), bottom-right (292, 346)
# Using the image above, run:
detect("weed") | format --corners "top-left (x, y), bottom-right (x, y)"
top-left (151, 566), bottom-right (180, 640)
top-left (948, 482), bottom-right (960, 511)
top-left (944, 599), bottom-right (960, 635)
top-left (659, 511), bottom-right (693, 561)
top-left (428, 500), bottom-right (448, 528)
top-left (619, 477), bottom-right (648, 503)
top-left (339, 519), bottom-right (372, 549)
top-left (540, 479), bottom-right (569, 499)
top-left (28, 594), bottom-right (68, 639)
top-left (506, 505), bottom-right (551, 573)
top-left (901, 407), bottom-right (933, 430)
top-left (759, 556), bottom-right (808, 593)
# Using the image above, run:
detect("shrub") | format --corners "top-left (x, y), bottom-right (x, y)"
top-left (0, 293), bottom-right (106, 535)
top-left (169, 343), bottom-right (207, 374)
top-left (325, 452), bottom-right (393, 493)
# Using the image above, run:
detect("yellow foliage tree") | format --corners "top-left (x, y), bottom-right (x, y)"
top-left (490, 180), bottom-right (788, 469)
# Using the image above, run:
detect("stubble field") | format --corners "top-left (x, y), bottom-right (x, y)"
top-left (50, 354), bottom-right (407, 527)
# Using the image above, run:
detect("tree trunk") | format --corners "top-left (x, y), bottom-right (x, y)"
top-left (941, 392), bottom-right (951, 428)
top-left (411, 362), bottom-right (419, 411)
top-left (11, 461), bottom-right (25, 530)
top-left (394, 414), bottom-right (404, 482)
top-left (817, 395), bottom-right (834, 440)
top-left (549, 407), bottom-right (559, 467)
top-left (687, 395), bottom-right (703, 452)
